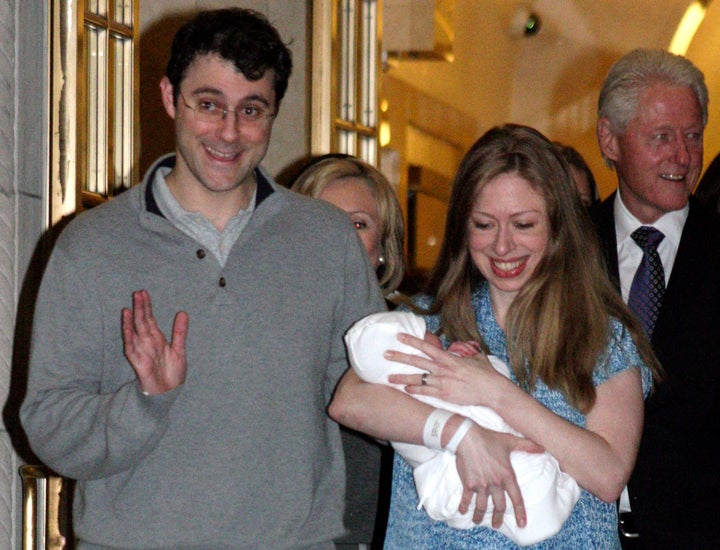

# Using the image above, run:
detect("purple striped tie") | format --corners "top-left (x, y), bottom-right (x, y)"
top-left (628, 226), bottom-right (665, 337)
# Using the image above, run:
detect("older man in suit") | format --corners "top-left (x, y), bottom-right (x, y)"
top-left (594, 48), bottom-right (720, 549)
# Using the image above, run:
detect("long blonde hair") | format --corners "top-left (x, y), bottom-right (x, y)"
top-left (292, 155), bottom-right (405, 295)
top-left (426, 124), bottom-right (660, 412)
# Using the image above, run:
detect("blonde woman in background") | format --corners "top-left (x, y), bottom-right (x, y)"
top-left (293, 155), bottom-right (404, 301)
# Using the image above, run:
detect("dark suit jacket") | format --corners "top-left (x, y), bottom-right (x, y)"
top-left (595, 194), bottom-right (720, 548)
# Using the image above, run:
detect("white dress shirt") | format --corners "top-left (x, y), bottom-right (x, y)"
top-left (614, 192), bottom-right (687, 302)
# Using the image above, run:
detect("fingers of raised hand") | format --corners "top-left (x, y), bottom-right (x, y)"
top-left (170, 311), bottom-right (190, 354)
top-left (121, 308), bottom-right (135, 346)
top-left (122, 291), bottom-right (167, 366)
top-left (132, 290), bottom-right (160, 336)
top-left (120, 292), bottom-right (189, 395)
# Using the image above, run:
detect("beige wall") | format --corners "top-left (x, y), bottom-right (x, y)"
top-left (139, 0), bottom-right (310, 180)
top-left (687, 1), bottom-right (720, 175)
top-left (382, 75), bottom-right (478, 272)
top-left (386, 1), bottom-right (515, 137)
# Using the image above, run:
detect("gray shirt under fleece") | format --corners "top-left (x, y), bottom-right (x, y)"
top-left (20, 154), bottom-right (386, 550)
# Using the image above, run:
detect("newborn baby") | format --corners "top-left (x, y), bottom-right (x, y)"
top-left (345, 311), bottom-right (580, 546)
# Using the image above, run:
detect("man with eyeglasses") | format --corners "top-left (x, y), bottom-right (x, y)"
top-left (21, 8), bottom-right (384, 549)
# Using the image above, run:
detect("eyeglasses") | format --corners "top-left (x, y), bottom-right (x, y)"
top-left (179, 92), bottom-right (275, 126)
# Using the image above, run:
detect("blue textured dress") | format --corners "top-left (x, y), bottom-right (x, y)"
top-left (384, 283), bottom-right (652, 549)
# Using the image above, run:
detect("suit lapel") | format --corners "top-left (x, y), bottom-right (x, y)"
top-left (594, 192), bottom-right (620, 292)
top-left (652, 200), bottom-right (704, 344)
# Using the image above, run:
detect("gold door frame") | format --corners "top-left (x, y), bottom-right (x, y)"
top-left (48, 0), bottom-right (79, 226)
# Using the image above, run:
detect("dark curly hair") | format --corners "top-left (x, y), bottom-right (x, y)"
top-left (166, 8), bottom-right (293, 107)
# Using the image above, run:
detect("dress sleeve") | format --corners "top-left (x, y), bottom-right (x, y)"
top-left (593, 318), bottom-right (653, 397)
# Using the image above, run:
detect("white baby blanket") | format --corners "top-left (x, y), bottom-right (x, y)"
top-left (345, 311), bottom-right (580, 546)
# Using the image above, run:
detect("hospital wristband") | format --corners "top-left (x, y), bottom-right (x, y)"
top-left (445, 418), bottom-right (474, 453)
top-left (422, 409), bottom-right (454, 450)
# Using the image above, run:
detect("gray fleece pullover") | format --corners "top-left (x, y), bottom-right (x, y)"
top-left (21, 154), bottom-right (385, 549)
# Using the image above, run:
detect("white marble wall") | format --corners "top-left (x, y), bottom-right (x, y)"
top-left (0, 0), bottom-right (19, 544)
top-left (1, 0), bottom-right (49, 547)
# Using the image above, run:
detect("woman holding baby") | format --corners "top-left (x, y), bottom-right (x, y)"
top-left (329, 124), bottom-right (660, 548)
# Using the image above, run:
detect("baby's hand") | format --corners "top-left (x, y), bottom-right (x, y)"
top-left (448, 340), bottom-right (482, 358)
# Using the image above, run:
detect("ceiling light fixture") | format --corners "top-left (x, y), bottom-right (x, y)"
top-left (510, 6), bottom-right (542, 38)
top-left (669, 0), bottom-right (707, 54)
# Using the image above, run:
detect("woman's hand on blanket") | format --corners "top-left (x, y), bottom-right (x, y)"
top-left (455, 423), bottom-right (543, 528)
top-left (386, 332), bottom-right (509, 407)
top-left (122, 289), bottom-right (189, 395)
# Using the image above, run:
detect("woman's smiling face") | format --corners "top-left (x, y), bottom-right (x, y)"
top-left (468, 171), bottom-right (550, 306)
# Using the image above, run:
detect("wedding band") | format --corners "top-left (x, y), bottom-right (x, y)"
top-left (421, 372), bottom-right (429, 386)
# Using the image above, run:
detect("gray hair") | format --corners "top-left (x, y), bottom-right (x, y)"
top-left (598, 48), bottom-right (708, 134)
